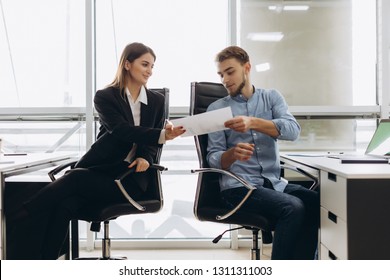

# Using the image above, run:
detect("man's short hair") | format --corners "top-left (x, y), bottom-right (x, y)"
top-left (215, 46), bottom-right (250, 65)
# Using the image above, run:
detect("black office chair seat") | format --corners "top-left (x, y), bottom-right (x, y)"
top-left (72, 199), bottom-right (163, 260)
top-left (196, 207), bottom-right (274, 232)
top-left (49, 162), bottom-right (166, 260)
top-left (81, 201), bottom-right (162, 222)
top-left (48, 161), bottom-right (166, 259)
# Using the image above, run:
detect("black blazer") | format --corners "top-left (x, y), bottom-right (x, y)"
top-left (75, 86), bottom-right (165, 179)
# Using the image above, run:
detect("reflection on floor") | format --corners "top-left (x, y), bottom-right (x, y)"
top-left (77, 245), bottom-right (272, 260)
top-left (74, 137), bottom-right (273, 260)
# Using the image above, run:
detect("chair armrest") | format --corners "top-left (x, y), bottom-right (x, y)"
top-left (114, 164), bottom-right (167, 211)
top-left (191, 167), bottom-right (256, 221)
top-left (48, 160), bottom-right (78, 182)
top-left (281, 164), bottom-right (319, 190)
top-left (116, 164), bottom-right (167, 181)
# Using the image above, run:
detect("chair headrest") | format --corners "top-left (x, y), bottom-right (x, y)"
top-left (190, 82), bottom-right (228, 115)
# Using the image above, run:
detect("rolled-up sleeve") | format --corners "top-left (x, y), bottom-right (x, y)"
top-left (207, 131), bottom-right (226, 169)
top-left (269, 90), bottom-right (300, 141)
top-left (206, 102), bottom-right (229, 169)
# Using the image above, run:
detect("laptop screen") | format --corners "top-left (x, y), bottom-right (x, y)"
top-left (365, 119), bottom-right (390, 157)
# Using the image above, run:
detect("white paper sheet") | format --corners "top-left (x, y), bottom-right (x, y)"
top-left (171, 107), bottom-right (233, 137)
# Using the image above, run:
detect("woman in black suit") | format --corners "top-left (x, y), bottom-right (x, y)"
top-left (8, 42), bottom-right (185, 259)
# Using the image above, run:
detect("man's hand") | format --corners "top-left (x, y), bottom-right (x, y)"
top-left (128, 157), bottom-right (150, 172)
top-left (225, 116), bottom-right (280, 137)
top-left (232, 143), bottom-right (255, 161)
top-left (165, 120), bottom-right (186, 140)
top-left (221, 142), bottom-right (254, 169)
top-left (224, 116), bottom-right (252, 133)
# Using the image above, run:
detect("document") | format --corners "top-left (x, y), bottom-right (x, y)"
top-left (171, 107), bottom-right (233, 137)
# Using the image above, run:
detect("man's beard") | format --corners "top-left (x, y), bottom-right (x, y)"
top-left (230, 75), bottom-right (246, 97)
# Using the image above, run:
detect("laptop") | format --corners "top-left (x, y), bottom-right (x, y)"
top-left (328, 119), bottom-right (390, 164)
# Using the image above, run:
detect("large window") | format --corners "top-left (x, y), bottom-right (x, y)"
top-left (0, 0), bottom-right (86, 107)
top-left (92, 0), bottom-right (230, 243)
top-left (0, 0), bottom-right (87, 154)
top-left (96, 0), bottom-right (228, 108)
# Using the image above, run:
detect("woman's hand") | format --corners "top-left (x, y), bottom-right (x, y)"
top-left (165, 120), bottom-right (186, 140)
top-left (128, 157), bottom-right (150, 172)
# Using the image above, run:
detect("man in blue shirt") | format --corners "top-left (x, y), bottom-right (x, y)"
top-left (207, 46), bottom-right (319, 260)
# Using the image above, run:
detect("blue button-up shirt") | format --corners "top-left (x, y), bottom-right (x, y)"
top-left (206, 88), bottom-right (300, 192)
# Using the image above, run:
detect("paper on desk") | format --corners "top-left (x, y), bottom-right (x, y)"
top-left (171, 107), bottom-right (233, 137)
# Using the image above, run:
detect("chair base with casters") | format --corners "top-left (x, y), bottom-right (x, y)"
top-left (73, 196), bottom-right (165, 260)
top-left (212, 225), bottom-right (270, 260)
top-left (250, 228), bottom-right (260, 260)
top-left (74, 220), bottom-right (127, 260)
top-left (100, 221), bottom-right (126, 260)
top-left (195, 195), bottom-right (275, 260)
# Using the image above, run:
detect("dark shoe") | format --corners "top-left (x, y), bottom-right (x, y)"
top-left (261, 230), bottom-right (273, 244)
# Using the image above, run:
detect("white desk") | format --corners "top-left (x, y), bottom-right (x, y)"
top-left (280, 153), bottom-right (390, 260)
top-left (0, 153), bottom-right (76, 259)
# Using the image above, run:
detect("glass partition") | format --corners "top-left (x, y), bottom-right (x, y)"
top-left (279, 119), bottom-right (378, 152)
top-left (0, 121), bottom-right (85, 153)
top-left (238, 0), bottom-right (376, 106)
top-left (239, 0), bottom-right (377, 152)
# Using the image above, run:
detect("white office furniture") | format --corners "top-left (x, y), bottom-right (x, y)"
top-left (0, 153), bottom-right (76, 259)
top-left (280, 153), bottom-right (390, 260)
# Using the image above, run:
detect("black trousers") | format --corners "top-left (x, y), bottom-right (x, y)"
top-left (11, 168), bottom-right (147, 259)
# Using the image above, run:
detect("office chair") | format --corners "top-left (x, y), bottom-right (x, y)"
top-left (190, 82), bottom-right (318, 260)
top-left (48, 88), bottom-right (169, 260)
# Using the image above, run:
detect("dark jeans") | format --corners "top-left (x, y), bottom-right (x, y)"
top-left (221, 181), bottom-right (319, 260)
